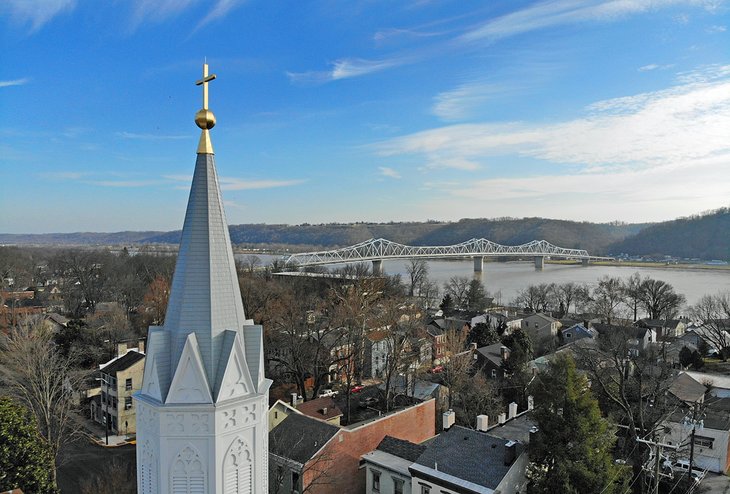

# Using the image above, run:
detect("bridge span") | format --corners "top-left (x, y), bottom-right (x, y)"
top-left (283, 238), bottom-right (612, 274)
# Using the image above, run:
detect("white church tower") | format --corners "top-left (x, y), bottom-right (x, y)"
top-left (135, 63), bottom-right (271, 494)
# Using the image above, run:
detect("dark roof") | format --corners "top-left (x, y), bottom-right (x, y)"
top-left (476, 343), bottom-right (505, 367)
top-left (594, 323), bottom-right (649, 339)
top-left (377, 436), bottom-right (426, 462)
top-left (269, 413), bottom-right (339, 465)
top-left (100, 351), bottom-right (145, 375)
top-left (296, 396), bottom-right (343, 421)
top-left (669, 373), bottom-right (707, 403)
top-left (412, 426), bottom-right (523, 490)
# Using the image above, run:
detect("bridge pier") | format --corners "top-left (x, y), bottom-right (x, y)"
top-left (372, 259), bottom-right (383, 276)
top-left (534, 256), bottom-right (544, 270)
top-left (473, 256), bottom-right (484, 272)
top-left (582, 258), bottom-right (589, 267)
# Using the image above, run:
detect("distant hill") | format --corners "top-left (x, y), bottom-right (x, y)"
top-left (608, 208), bottom-right (729, 261)
top-left (1, 211), bottom-right (726, 260)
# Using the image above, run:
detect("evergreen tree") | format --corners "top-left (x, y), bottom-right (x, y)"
top-left (439, 294), bottom-right (454, 316)
top-left (528, 355), bottom-right (627, 494)
top-left (465, 279), bottom-right (488, 311)
top-left (0, 397), bottom-right (57, 493)
top-left (468, 321), bottom-right (499, 348)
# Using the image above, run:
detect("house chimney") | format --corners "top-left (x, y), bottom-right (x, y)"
top-left (138, 338), bottom-right (145, 354)
top-left (442, 410), bottom-right (456, 430)
top-left (500, 346), bottom-right (510, 361)
top-left (116, 342), bottom-right (128, 357)
top-left (527, 395), bottom-right (534, 411)
top-left (291, 393), bottom-right (298, 407)
top-left (476, 415), bottom-right (489, 432)
top-left (470, 342), bottom-right (477, 351)
top-left (321, 407), bottom-right (328, 415)
top-left (504, 440), bottom-right (518, 466)
top-left (508, 402), bottom-right (518, 419)
top-left (498, 412), bottom-right (506, 425)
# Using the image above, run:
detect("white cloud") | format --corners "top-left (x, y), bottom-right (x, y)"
top-left (458, 0), bottom-right (719, 44)
top-left (1, 0), bottom-right (75, 31)
top-left (432, 81), bottom-right (519, 121)
top-left (378, 167), bottom-right (401, 179)
top-left (707, 24), bottom-right (727, 33)
top-left (638, 63), bottom-right (674, 72)
top-left (86, 180), bottom-right (161, 187)
top-left (38, 171), bottom-right (88, 180)
top-left (287, 57), bottom-right (406, 85)
top-left (196, 0), bottom-right (246, 29)
top-left (117, 131), bottom-right (188, 140)
top-left (129, 0), bottom-right (245, 29)
top-left (0, 78), bottom-right (30, 88)
top-left (380, 76), bottom-right (730, 170)
top-left (218, 178), bottom-right (306, 191)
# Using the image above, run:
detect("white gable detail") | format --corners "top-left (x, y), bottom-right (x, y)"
top-left (216, 332), bottom-right (254, 403)
top-left (142, 354), bottom-right (163, 403)
top-left (166, 333), bottom-right (214, 404)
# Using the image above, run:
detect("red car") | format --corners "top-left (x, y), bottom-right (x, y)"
top-left (350, 385), bottom-right (365, 393)
top-left (429, 365), bottom-right (444, 373)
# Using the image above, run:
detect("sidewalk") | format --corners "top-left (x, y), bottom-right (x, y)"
top-left (69, 409), bottom-right (135, 447)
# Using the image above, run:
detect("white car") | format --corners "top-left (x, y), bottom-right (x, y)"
top-left (318, 388), bottom-right (338, 398)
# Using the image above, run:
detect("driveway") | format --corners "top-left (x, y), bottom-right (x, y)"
top-left (703, 472), bottom-right (730, 493)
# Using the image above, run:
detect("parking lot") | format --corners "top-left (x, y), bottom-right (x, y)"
top-left (702, 472), bottom-right (730, 493)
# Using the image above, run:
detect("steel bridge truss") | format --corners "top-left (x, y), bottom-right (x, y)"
top-left (284, 238), bottom-right (610, 267)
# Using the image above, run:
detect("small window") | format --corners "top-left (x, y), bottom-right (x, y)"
top-left (124, 396), bottom-right (133, 410)
top-left (101, 391), bottom-right (107, 405)
top-left (695, 436), bottom-right (714, 449)
top-left (112, 397), bottom-right (118, 409)
top-left (491, 368), bottom-right (497, 378)
top-left (372, 470), bottom-right (380, 492)
top-left (291, 470), bottom-right (300, 492)
top-left (421, 485), bottom-right (431, 494)
top-left (274, 411), bottom-right (279, 419)
top-left (394, 479), bottom-right (404, 494)
top-left (125, 378), bottom-right (133, 391)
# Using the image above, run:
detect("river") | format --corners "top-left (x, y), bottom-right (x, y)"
top-left (235, 254), bottom-right (729, 308)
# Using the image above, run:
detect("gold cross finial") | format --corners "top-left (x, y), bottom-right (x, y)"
top-left (195, 63), bottom-right (217, 110)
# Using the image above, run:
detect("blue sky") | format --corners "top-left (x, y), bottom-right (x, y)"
top-left (1, 0), bottom-right (729, 234)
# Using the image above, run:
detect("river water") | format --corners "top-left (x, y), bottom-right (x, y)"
top-left (236, 254), bottom-right (729, 308)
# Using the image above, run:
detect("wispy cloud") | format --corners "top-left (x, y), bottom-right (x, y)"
top-left (0, 78), bottom-right (30, 88)
top-left (195, 0), bottom-right (247, 30)
top-left (219, 178), bottom-right (306, 191)
top-left (458, 0), bottom-right (717, 44)
top-left (287, 57), bottom-right (407, 85)
top-left (85, 180), bottom-right (161, 187)
top-left (378, 167), bottom-right (401, 179)
top-left (165, 174), bottom-right (305, 190)
top-left (378, 70), bottom-right (730, 174)
top-left (707, 24), bottom-right (727, 33)
top-left (638, 63), bottom-right (673, 72)
top-left (117, 131), bottom-right (188, 140)
top-left (38, 171), bottom-right (89, 180)
top-left (432, 81), bottom-right (523, 121)
top-left (1, 0), bottom-right (75, 32)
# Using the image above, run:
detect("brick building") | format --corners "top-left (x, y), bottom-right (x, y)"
top-left (269, 399), bottom-right (436, 493)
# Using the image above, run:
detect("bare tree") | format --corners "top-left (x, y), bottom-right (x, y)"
top-left (514, 283), bottom-right (555, 313)
top-left (241, 254), bottom-right (262, 273)
top-left (556, 282), bottom-right (580, 317)
top-left (405, 259), bottom-right (429, 297)
top-left (592, 276), bottom-right (626, 324)
top-left (622, 272), bottom-right (644, 322)
top-left (0, 316), bottom-right (87, 488)
top-left (440, 328), bottom-right (473, 409)
top-left (80, 457), bottom-right (136, 494)
top-left (690, 292), bottom-right (730, 360)
top-left (638, 277), bottom-right (686, 320)
top-left (443, 276), bottom-right (470, 309)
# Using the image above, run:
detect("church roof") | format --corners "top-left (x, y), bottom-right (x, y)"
top-left (163, 151), bottom-right (250, 386)
top-left (269, 414), bottom-right (339, 465)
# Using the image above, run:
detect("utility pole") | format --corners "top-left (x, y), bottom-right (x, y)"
top-left (637, 435), bottom-right (678, 494)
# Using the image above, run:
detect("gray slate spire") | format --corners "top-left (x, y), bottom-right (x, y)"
top-left (164, 152), bottom-right (248, 384)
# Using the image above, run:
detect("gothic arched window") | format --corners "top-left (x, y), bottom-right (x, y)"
top-left (223, 437), bottom-right (253, 494)
top-left (171, 445), bottom-right (206, 494)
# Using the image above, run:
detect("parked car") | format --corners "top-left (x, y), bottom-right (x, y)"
top-left (350, 385), bottom-right (365, 393)
top-left (428, 365), bottom-right (444, 373)
top-left (318, 388), bottom-right (338, 398)
top-left (671, 460), bottom-right (705, 483)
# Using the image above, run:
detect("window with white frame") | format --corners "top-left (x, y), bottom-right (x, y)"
top-left (372, 470), bottom-right (380, 492)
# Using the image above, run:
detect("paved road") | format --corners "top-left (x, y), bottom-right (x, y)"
top-left (57, 437), bottom-right (136, 493)
top-left (704, 473), bottom-right (730, 493)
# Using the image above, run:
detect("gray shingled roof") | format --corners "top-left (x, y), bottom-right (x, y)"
top-left (100, 351), bottom-right (145, 375)
top-left (412, 426), bottom-right (523, 491)
top-left (377, 436), bottom-right (426, 462)
top-left (269, 414), bottom-right (339, 465)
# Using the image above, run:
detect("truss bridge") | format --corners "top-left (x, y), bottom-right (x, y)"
top-left (283, 238), bottom-right (612, 274)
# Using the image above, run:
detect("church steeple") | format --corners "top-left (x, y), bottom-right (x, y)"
top-left (163, 62), bottom-right (251, 386)
top-left (135, 63), bottom-right (270, 494)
